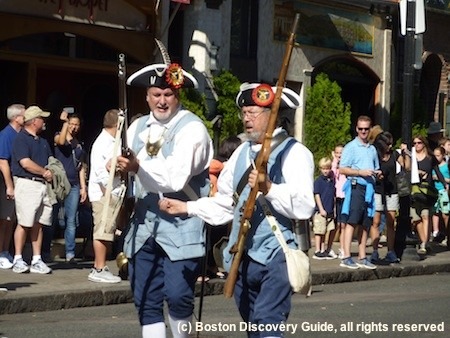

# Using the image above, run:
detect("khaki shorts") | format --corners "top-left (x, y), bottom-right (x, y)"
top-left (312, 213), bottom-right (335, 235)
top-left (14, 177), bottom-right (52, 227)
top-left (91, 195), bottom-right (120, 242)
top-left (410, 206), bottom-right (430, 222)
top-left (375, 193), bottom-right (399, 212)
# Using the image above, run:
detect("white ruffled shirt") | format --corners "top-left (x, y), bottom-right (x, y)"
top-left (127, 109), bottom-right (213, 195)
top-left (187, 128), bottom-right (316, 225)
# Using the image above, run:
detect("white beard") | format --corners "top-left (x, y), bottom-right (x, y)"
top-left (152, 105), bottom-right (180, 124)
top-left (246, 131), bottom-right (262, 143)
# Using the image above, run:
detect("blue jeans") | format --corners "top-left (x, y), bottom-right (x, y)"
top-left (61, 185), bottom-right (80, 258)
top-left (42, 185), bottom-right (80, 260)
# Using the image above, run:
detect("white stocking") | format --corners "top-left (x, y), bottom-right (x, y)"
top-left (142, 322), bottom-right (166, 338)
top-left (168, 314), bottom-right (192, 338)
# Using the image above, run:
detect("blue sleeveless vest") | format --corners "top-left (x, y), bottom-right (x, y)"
top-left (223, 134), bottom-right (298, 271)
top-left (123, 111), bottom-right (210, 261)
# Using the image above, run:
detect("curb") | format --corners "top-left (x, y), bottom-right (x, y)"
top-left (2, 262), bottom-right (450, 315)
top-left (1, 243), bottom-right (449, 315)
top-left (312, 262), bottom-right (450, 285)
top-left (0, 287), bottom-right (133, 315)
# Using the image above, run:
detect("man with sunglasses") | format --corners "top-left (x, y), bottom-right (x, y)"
top-left (338, 115), bottom-right (381, 269)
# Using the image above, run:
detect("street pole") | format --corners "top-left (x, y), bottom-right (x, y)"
top-left (401, 0), bottom-right (415, 147)
top-left (396, 0), bottom-right (416, 258)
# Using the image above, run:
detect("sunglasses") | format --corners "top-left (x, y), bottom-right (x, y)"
top-left (357, 127), bottom-right (370, 131)
top-left (413, 141), bottom-right (423, 145)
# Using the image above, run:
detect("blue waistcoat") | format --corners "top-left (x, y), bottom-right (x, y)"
top-left (123, 112), bottom-right (210, 261)
top-left (223, 135), bottom-right (297, 271)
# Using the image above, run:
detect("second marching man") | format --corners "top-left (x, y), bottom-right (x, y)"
top-left (159, 82), bottom-right (315, 338)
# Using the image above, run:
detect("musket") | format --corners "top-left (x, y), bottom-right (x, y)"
top-left (223, 13), bottom-right (300, 298)
top-left (100, 54), bottom-right (130, 235)
top-left (114, 53), bottom-right (135, 279)
top-left (118, 53), bottom-right (129, 155)
top-left (116, 53), bottom-right (135, 232)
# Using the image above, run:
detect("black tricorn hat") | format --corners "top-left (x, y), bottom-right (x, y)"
top-left (235, 82), bottom-right (301, 109)
top-left (127, 63), bottom-right (198, 89)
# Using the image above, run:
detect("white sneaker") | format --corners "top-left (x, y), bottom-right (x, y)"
top-left (417, 242), bottom-right (427, 254)
top-left (0, 257), bottom-right (13, 269)
top-left (326, 249), bottom-right (338, 260)
top-left (88, 266), bottom-right (121, 283)
top-left (30, 259), bottom-right (52, 274)
top-left (338, 248), bottom-right (344, 259)
top-left (12, 258), bottom-right (30, 273)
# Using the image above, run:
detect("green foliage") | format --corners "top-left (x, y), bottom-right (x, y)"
top-left (179, 88), bottom-right (212, 136)
top-left (304, 73), bottom-right (352, 173)
top-left (213, 70), bottom-right (243, 141)
top-left (178, 70), bottom-right (242, 142)
top-left (411, 123), bottom-right (427, 139)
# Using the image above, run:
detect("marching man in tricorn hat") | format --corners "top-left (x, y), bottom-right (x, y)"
top-left (159, 82), bottom-right (315, 337)
top-left (116, 58), bottom-right (213, 337)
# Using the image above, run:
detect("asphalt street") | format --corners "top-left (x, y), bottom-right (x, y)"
top-left (1, 273), bottom-right (449, 338)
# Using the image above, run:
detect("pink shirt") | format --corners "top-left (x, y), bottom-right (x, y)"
top-left (332, 159), bottom-right (346, 199)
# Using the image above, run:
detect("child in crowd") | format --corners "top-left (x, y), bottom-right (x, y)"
top-left (332, 144), bottom-right (346, 259)
top-left (438, 137), bottom-right (450, 162)
top-left (312, 157), bottom-right (337, 260)
top-left (431, 146), bottom-right (450, 242)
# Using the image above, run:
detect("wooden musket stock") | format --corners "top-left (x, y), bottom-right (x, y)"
top-left (223, 13), bottom-right (300, 298)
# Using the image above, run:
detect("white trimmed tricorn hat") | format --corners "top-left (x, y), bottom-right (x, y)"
top-left (235, 82), bottom-right (301, 109)
top-left (126, 63), bottom-right (198, 89)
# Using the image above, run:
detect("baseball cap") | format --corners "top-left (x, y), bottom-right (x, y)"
top-left (24, 106), bottom-right (51, 122)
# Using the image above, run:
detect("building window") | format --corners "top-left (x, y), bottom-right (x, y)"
top-left (230, 0), bottom-right (258, 58)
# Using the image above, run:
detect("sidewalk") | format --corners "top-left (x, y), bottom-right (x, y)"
top-left (1, 242), bottom-right (449, 315)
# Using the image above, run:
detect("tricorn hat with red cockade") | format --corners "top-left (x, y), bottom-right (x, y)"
top-left (235, 83), bottom-right (301, 109)
top-left (126, 39), bottom-right (198, 89)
